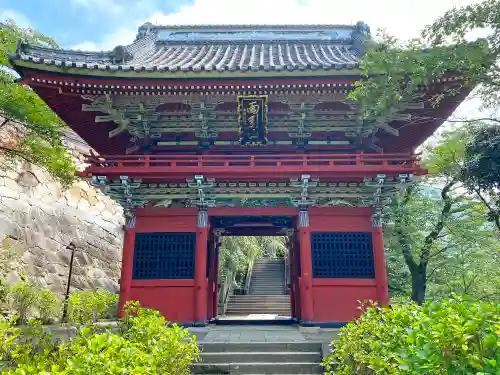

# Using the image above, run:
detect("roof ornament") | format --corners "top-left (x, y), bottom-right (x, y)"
top-left (111, 45), bottom-right (133, 64)
top-left (137, 22), bottom-right (154, 40)
top-left (355, 21), bottom-right (371, 38)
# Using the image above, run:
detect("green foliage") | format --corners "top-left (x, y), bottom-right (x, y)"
top-left (462, 124), bottom-right (500, 191)
top-left (349, 0), bottom-right (500, 122)
top-left (7, 282), bottom-right (38, 324)
top-left (0, 20), bottom-right (75, 187)
top-left (323, 296), bottom-right (500, 375)
top-left (35, 289), bottom-right (60, 325)
top-left (348, 33), bottom-right (491, 121)
top-left (218, 236), bottom-right (287, 286)
top-left (67, 290), bottom-right (118, 324)
top-left (0, 303), bottom-right (199, 375)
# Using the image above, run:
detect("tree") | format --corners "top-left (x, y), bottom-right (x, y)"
top-left (347, 0), bottom-right (500, 302)
top-left (349, 0), bottom-right (500, 226)
top-left (461, 123), bottom-right (500, 229)
top-left (384, 126), bottom-right (500, 304)
top-left (0, 19), bottom-right (75, 186)
top-left (385, 181), bottom-right (500, 304)
top-left (349, 0), bottom-right (499, 122)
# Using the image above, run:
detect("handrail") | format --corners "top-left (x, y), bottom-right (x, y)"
top-left (218, 269), bottom-right (235, 316)
top-left (82, 152), bottom-right (422, 170)
top-left (284, 250), bottom-right (290, 295)
top-left (243, 257), bottom-right (255, 295)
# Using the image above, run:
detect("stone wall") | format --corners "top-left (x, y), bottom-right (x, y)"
top-left (0, 121), bottom-right (124, 295)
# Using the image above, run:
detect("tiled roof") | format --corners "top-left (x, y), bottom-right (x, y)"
top-left (13, 23), bottom-right (371, 74)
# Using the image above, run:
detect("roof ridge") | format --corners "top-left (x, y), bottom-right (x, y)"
top-left (146, 23), bottom-right (361, 29)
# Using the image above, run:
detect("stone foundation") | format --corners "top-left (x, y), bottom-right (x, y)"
top-left (0, 120), bottom-right (124, 295)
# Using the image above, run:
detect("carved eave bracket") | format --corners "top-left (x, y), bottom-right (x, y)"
top-left (188, 175), bottom-right (216, 227)
top-left (290, 174), bottom-right (318, 228)
top-left (82, 94), bottom-right (133, 138)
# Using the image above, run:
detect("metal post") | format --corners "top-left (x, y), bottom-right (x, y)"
top-left (61, 242), bottom-right (76, 322)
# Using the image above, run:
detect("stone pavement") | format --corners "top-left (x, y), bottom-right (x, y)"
top-left (199, 325), bottom-right (307, 343)
top-left (189, 324), bottom-right (339, 345)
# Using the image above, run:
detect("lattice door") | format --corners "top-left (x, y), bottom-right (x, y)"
top-left (133, 232), bottom-right (196, 280)
top-left (311, 232), bottom-right (375, 278)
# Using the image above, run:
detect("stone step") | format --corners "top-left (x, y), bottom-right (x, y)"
top-left (249, 290), bottom-right (286, 293)
top-left (224, 312), bottom-right (291, 316)
top-left (225, 309), bottom-right (291, 313)
top-left (228, 302), bottom-right (289, 306)
top-left (200, 342), bottom-right (322, 353)
top-left (195, 341), bottom-right (322, 374)
top-left (230, 295), bottom-right (290, 300)
top-left (227, 304), bottom-right (288, 307)
top-left (250, 284), bottom-right (285, 288)
top-left (225, 310), bottom-right (291, 315)
top-left (201, 351), bottom-right (321, 363)
top-left (225, 307), bottom-right (291, 312)
top-left (192, 361), bottom-right (323, 374)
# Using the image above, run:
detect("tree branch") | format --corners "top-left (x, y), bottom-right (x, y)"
top-left (473, 189), bottom-right (500, 231)
top-left (428, 245), bottom-right (452, 260)
top-left (419, 180), bottom-right (456, 268)
top-left (395, 186), bottom-right (419, 272)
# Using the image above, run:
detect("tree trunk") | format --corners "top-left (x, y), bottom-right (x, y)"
top-left (411, 266), bottom-right (427, 305)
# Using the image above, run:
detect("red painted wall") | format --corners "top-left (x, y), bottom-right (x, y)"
top-left (309, 208), bottom-right (379, 323)
top-left (312, 279), bottom-right (377, 322)
top-left (135, 208), bottom-right (197, 232)
top-left (130, 209), bottom-right (198, 322)
top-left (130, 280), bottom-right (195, 322)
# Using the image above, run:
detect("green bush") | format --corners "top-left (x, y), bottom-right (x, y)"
top-left (0, 303), bottom-right (199, 375)
top-left (35, 289), bottom-right (60, 325)
top-left (67, 289), bottom-right (118, 324)
top-left (7, 282), bottom-right (38, 324)
top-left (323, 296), bottom-right (500, 375)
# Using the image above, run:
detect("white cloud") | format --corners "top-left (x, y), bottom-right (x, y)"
top-left (77, 0), bottom-right (483, 51)
top-left (0, 8), bottom-right (31, 28)
top-left (76, 0), bottom-right (482, 53)
top-left (148, 0), bottom-right (483, 40)
top-left (71, 25), bottom-right (138, 50)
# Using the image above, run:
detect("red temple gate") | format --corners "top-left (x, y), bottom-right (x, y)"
top-left (11, 22), bottom-right (467, 326)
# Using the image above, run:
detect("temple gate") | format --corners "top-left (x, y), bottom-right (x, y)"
top-left (11, 22), bottom-right (467, 326)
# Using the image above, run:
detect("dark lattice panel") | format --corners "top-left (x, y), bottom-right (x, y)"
top-left (133, 232), bottom-right (196, 280)
top-left (311, 232), bottom-right (375, 278)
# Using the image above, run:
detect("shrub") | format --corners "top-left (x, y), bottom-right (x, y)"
top-left (67, 289), bottom-right (118, 324)
top-left (7, 282), bottom-right (38, 324)
top-left (0, 303), bottom-right (200, 375)
top-left (35, 289), bottom-right (60, 324)
top-left (323, 296), bottom-right (500, 375)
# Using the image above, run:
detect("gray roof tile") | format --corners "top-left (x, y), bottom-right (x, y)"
top-left (14, 24), bottom-right (372, 73)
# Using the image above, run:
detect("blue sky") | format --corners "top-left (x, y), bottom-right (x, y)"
top-left (0, 0), bottom-right (194, 49)
top-left (1, 0), bottom-right (483, 51)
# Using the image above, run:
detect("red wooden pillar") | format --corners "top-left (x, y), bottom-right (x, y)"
top-left (194, 210), bottom-right (208, 325)
top-left (293, 232), bottom-right (301, 320)
top-left (207, 233), bottom-right (219, 320)
top-left (118, 215), bottom-right (136, 318)
top-left (288, 237), bottom-right (295, 319)
top-left (298, 209), bottom-right (314, 324)
top-left (372, 226), bottom-right (389, 306)
top-left (213, 237), bottom-right (220, 319)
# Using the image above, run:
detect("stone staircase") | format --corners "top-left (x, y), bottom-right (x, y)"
top-left (225, 258), bottom-right (291, 316)
top-left (193, 341), bottom-right (323, 374)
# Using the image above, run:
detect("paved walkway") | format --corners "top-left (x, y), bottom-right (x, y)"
top-left (200, 326), bottom-right (307, 343)
top-left (217, 313), bottom-right (291, 320)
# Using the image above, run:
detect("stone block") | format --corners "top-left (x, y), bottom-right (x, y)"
top-left (0, 186), bottom-right (20, 199)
